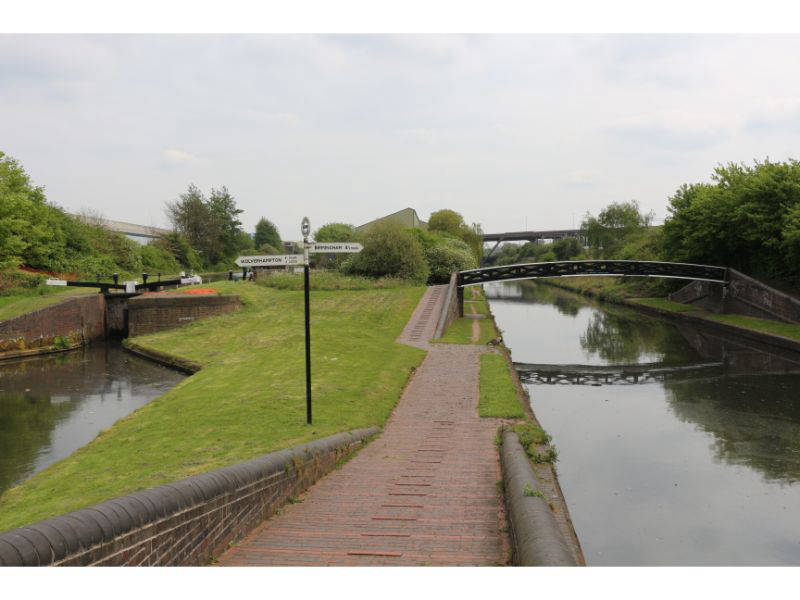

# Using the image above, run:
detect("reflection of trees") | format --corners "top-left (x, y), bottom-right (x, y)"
top-left (0, 344), bottom-right (184, 495)
top-left (0, 393), bottom-right (75, 493)
top-left (579, 310), bottom-right (704, 364)
top-left (485, 281), bottom-right (583, 316)
top-left (664, 374), bottom-right (800, 484)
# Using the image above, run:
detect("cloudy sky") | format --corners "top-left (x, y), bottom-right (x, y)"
top-left (2, 34), bottom-right (799, 239)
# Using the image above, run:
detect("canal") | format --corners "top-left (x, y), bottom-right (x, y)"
top-left (486, 280), bottom-right (800, 566)
top-left (0, 342), bottom-right (185, 498)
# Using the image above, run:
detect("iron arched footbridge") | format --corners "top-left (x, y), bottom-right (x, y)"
top-left (456, 259), bottom-right (728, 314)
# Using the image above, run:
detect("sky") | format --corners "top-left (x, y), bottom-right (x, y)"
top-left (2, 34), bottom-right (800, 240)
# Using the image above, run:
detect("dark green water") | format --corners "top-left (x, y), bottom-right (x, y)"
top-left (486, 281), bottom-right (800, 566)
top-left (0, 343), bottom-right (184, 498)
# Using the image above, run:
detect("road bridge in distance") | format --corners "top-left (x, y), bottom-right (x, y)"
top-left (482, 229), bottom-right (586, 258)
top-left (482, 228), bottom-right (585, 243)
top-left (70, 213), bottom-right (171, 243)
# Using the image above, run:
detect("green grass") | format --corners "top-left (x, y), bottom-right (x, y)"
top-left (512, 422), bottom-right (556, 464)
top-left (0, 287), bottom-right (96, 322)
top-left (704, 314), bottom-right (800, 341)
top-left (630, 298), bottom-right (800, 341)
top-left (541, 276), bottom-right (678, 302)
top-left (628, 297), bottom-right (702, 313)
top-left (256, 271), bottom-right (415, 291)
top-left (433, 317), bottom-right (496, 345)
top-left (546, 279), bottom-right (800, 343)
top-left (464, 299), bottom-right (490, 315)
top-left (0, 280), bottom-right (427, 532)
top-left (479, 354), bottom-right (525, 418)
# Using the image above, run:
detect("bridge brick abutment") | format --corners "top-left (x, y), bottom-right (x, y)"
top-left (670, 269), bottom-right (800, 324)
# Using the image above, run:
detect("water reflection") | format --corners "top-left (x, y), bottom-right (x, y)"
top-left (0, 343), bottom-right (184, 496)
top-left (486, 280), bottom-right (800, 565)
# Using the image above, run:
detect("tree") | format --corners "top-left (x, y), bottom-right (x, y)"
top-left (663, 159), bottom-right (800, 286)
top-left (0, 151), bottom-right (57, 270)
top-left (552, 237), bottom-right (583, 261)
top-left (314, 222), bottom-right (357, 269)
top-left (583, 200), bottom-right (653, 258)
top-left (341, 221), bottom-right (429, 282)
top-left (254, 218), bottom-right (282, 250)
top-left (155, 232), bottom-right (202, 271)
top-left (428, 209), bottom-right (465, 236)
top-left (207, 186), bottom-right (245, 264)
top-left (166, 184), bottom-right (245, 267)
top-left (314, 222), bottom-right (355, 243)
top-left (428, 209), bottom-right (483, 263)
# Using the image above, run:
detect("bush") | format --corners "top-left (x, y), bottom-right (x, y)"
top-left (140, 243), bottom-right (182, 275)
top-left (0, 270), bottom-right (45, 295)
top-left (155, 233), bottom-right (202, 271)
top-left (341, 222), bottom-right (429, 283)
top-left (425, 245), bottom-right (477, 283)
top-left (313, 222), bottom-right (358, 269)
top-left (258, 243), bottom-right (281, 255)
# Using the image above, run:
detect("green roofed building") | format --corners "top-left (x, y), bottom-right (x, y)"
top-left (355, 208), bottom-right (427, 233)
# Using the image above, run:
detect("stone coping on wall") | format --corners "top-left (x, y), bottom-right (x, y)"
top-left (500, 430), bottom-right (577, 566)
top-left (122, 339), bottom-right (203, 374)
top-left (0, 427), bottom-right (379, 566)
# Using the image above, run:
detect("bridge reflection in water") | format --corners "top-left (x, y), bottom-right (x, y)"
top-left (485, 280), bottom-right (800, 565)
top-left (514, 361), bottom-right (726, 386)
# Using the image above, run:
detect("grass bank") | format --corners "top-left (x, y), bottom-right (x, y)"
top-left (629, 297), bottom-right (800, 342)
top-left (479, 354), bottom-right (525, 418)
top-left (0, 287), bottom-right (96, 323)
top-left (0, 279), bottom-right (426, 532)
top-left (545, 276), bottom-right (800, 344)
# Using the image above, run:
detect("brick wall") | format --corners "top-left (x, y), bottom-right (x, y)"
top-left (669, 269), bottom-right (800, 324)
top-left (0, 428), bottom-right (378, 566)
top-left (127, 295), bottom-right (241, 337)
top-left (0, 294), bottom-right (106, 355)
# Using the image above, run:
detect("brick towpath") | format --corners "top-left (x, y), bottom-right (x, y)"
top-left (219, 286), bottom-right (509, 566)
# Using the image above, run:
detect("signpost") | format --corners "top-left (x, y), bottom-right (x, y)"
top-left (234, 254), bottom-right (304, 267)
top-left (298, 218), bottom-right (363, 426)
top-left (309, 242), bottom-right (363, 254)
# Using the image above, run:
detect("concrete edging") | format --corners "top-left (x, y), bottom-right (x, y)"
top-left (500, 430), bottom-right (577, 566)
top-left (122, 339), bottom-right (203, 374)
top-left (0, 427), bottom-right (380, 566)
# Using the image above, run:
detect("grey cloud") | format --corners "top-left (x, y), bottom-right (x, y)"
top-left (2, 34), bottom-right (800, 238)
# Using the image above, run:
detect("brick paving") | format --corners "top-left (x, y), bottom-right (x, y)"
top-left (219, 286), bottom-right (509, 566)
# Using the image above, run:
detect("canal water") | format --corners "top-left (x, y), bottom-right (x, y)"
top-left (486, 281), bottom-right (800, 566)
top-left (0, 342), bottom-right (184, 498)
